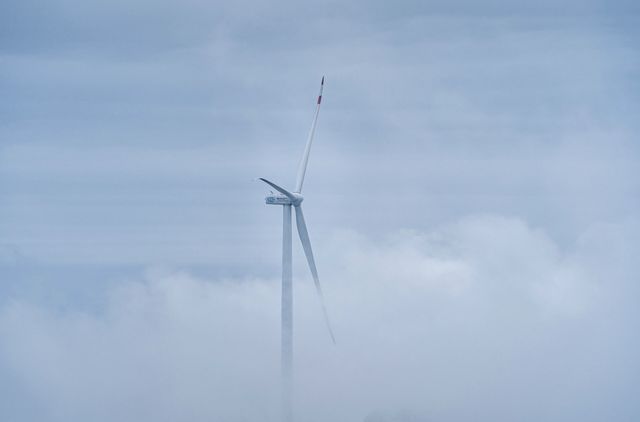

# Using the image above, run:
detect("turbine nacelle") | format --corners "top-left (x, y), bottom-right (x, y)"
top-left (265, 193), bottom-right (304, 206)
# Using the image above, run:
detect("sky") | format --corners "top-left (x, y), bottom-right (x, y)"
top-left (1, 1), bottom-right (639, 421)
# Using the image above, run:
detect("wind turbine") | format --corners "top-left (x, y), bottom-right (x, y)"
top-left (259, 77), bottom-right (334, 422)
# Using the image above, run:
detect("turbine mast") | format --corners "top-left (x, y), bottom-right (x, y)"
top-left (282, 204), bottom-right (293, 422)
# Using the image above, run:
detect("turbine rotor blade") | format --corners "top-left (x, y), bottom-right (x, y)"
top-left (294, 205), bottom-right (336, 344)
top-left (258, 178), bottom-right (296, 202)
top-left (294, 77), bottom-right (324, 194)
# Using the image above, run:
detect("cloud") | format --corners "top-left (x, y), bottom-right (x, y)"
top-left (3, 0), bottom-right (633, 56)
top-left (1, 215), bottom-right (638, 421)
top-left (3, 6), bottom-right (638, 271)
top-left (1, 3), bottom-right (639, 420)
top-left (0, 270), bottom-right (282, 422)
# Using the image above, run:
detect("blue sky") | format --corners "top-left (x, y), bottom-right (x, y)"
top-left (1, 1), bottom-right (639, 421)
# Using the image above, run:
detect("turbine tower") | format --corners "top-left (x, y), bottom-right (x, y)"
top-left (259, 77), bottom-right (335, 422)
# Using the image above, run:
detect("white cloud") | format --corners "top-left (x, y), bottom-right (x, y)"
top-left (1, 216), bottom-right (637, 421)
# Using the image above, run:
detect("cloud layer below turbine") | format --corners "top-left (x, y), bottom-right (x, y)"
top-left (1, 215), bottom-right (638, 422)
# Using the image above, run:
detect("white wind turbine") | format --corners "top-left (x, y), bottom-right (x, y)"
top-left (259, 77), bottom-right (334, 422)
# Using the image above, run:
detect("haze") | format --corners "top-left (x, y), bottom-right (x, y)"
top-left (1, 1), bottom-right (639, 421)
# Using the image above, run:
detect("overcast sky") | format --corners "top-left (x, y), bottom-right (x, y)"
top-left (1, 1), bottom-right (639, 421)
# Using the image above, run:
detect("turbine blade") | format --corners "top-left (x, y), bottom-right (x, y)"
top-left (294, 77), bottom-right (324, 194)
top-left (258, 178), bottom-right (296, 202)
top-left (294, 205), bottom-right (336, 344)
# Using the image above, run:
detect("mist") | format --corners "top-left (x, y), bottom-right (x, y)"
top-left (2, 0), bottom-right (639, 420)
top-left (2, 216), bottom-right (639, 421)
